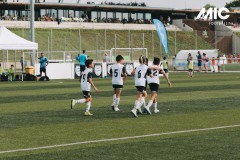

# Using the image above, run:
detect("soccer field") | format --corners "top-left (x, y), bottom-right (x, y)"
top-left (0, 73), bottom-right (240, 160)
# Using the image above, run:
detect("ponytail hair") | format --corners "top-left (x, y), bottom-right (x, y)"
top-left (139, 55), bottom-right (146, 64)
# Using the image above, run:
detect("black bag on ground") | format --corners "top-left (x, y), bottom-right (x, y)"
top-left (25, 74), bottom-right (36, 81)
top-left (39, 76), bottom-right (50, 81)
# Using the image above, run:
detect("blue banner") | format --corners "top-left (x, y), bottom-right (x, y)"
top-left (153, 19), bottom-right (169, 57)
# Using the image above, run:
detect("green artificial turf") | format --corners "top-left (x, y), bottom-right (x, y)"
top-left (0, 72), bottom-right (240, 159)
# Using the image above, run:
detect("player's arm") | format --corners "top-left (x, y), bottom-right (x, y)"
top-left (160, 70), bottom-right (172, 87)
top-left (131, 68), bottom-right (136, 76)
top-left (109, 68), bottom-right (112, 77)
top-left (46, 58), bottom-right (49, 66)
top-left (122, 67), bottom-right (127, 81)
top-left (146, 68), bottom-right (153, 78)
top-left (88, 73), bottom-right (99, 92)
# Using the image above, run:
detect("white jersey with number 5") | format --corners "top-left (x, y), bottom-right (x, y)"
top-left (81, 68), bottom-right (92, 91)
top-left (111, 63), bottom-right (125, 85)
top-left (147, 65), bottom-right (161, 85)
top-left (134, 64), bottom-right (151, 87)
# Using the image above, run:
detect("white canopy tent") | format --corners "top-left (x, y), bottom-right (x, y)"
top-left (0, 26), bottom-right (38, 50)
top-left (0, 26), bottom-right (38, 81)
top-left (0, 26), bottom-right (38, 70)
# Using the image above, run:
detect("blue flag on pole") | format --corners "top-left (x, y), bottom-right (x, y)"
top-left (153, 19), bottom-right (169, 57)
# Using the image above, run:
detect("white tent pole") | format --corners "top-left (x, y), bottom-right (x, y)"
top-left (7, 50), bottom-right (9, 69)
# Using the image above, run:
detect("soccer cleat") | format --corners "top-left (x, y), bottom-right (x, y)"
top-left (144, 107), bottom-right (152, 115)
top-left (71, 99), bottom-right (76, 109)
top-left (131, 109), bottom-right (138, 118)
top-left (84, 112), bottom-right (93, 116)
top-left (143, 108), bottom-right (147, 114)
top-left (137, 108), bottom-right (143, 114)
top-left (114, 106), bottom-right (120, 112)
top-left (154, 109), bottom-right (160, 113)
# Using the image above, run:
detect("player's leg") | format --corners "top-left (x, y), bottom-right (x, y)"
top-left (153, 97), bottom-right (159, 113)
top-left (40, 68), bottom-right (42, 77)
top-left (84, 95), bottom-right (93, 116)
top-left (111, 88), bottom-right (117, 110)
top-left (145, 83), bottom-right (159, 115)
top-left (71, 91), bottom-right (88, 109)
top-left (44, 68), bottom-right (47, 77)
top-left (114, 88), bottom-right (122, 111)
top-left (131, 87), bottom-right (144, 117)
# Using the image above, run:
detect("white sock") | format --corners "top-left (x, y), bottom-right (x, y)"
top-left (112, 94), bottom-right (116, 106)
top-left (86, 102), bottom-right (91, 112)
top-left (139, 97), bottom-right (145, 107)
top-left (153, 103), bottom-right (158, 110)
top-left (146, 100), bottom-right (153, 108)
top-left (115, 98), bottom-right (120, 108)
top-left (76, 99), bottom-right (85, 104)
top-left (134, 100), bottom-right (141, 110)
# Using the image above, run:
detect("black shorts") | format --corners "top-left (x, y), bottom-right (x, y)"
top-left (113, 85), bottom-right (123, 89)
top-left (189, 69), bottom-right (193, 72)
top-left (136, 86), bottom-right (146, 93)
top-left (164, 69), bottom-right (168, 73)
top-left (40, 68), bottom-right (46, 73)
top-left (198, 61), bottom-right (202, 67)
top-left (149, 83), bottom-right (159, 93)
top-left (82, 91), bottom-right (91, 98)
top-left (80, 65), bottom-right (86, 72)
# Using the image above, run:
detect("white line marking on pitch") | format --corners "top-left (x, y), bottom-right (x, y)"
top-left (0, 124), bottom-right (239, 154)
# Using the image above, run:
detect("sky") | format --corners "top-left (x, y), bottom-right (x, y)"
top-left (17, 0), bottom-right (232, 9)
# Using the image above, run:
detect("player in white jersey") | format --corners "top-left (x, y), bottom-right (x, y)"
top-left (144, 57), bottom-right (172, 114)
top-left (131, 55), bottom-right (152, 117)
top-left (110, 55), bottom-right (127, 111)
top-left (71, 59), bottom-right (99, 116)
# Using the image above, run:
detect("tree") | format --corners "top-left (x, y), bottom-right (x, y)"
top-left (203, 4), bottom-right (216, 9)
top-left (225, 0), bottom-right (240, 9)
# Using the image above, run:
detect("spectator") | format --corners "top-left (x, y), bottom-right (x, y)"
top-left (187, 53), bottom-right (192, 65)
top-left (167, 16), bottom-right (171, 25)
top-left (188, 56), bottom-right (194, 78)
top-left (202, 53), bottom-right (209, 72)
top-left (162, 57), bottom-right (169, 78)
top-left (7, 64), bottom-right (15, 82)
top-left (0, 63), bottom-right (4, 75)
top-left (103, 53), bottom-right (110, 62)
top-left (78, 50), bottom-right (88, 75)
top-left (196, 51), bottom-right (202, 72)
top-left (172, 56), bottom-right (176, 71)
top-left (20, 57), bottom-right (26, 72)
top-left (38, 52), bottom-right (49, 77)
top-left (76, 54), bottom-right (80, 61)
top-left (217, 55), bottom-right (221, 73)
top-left (212, 57), bottom-right (216, 72)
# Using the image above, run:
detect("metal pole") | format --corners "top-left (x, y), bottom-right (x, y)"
top-left (152, 30), bottom-right (154, 58)
top-left (142, 33), bottom-right (145, 56)
top-left (114, 34), bottom-right (117, 57)
top-left (79, 28), bottom-right (81, 53)
top-left (64, 37), bottom-right (66, 51)
top-left (174, 29), bottom-right (177, 55)
top-left (160, 40), bottom-right (162, 58)
top-left (235, 34), bottom-right (237, 54)
top-left (215, 30), bottom-right (217, 49)
top-left (195, 30), bottom-right (198, 50)
top-left (30, 0), bottom-right (35, 66)
top-left (96, 34), bottom-right (99, 62)
top-left (48, 36), bottom-right (50, 57)
top-left (104, 29), bottom-right (107, 50)
top-left (131, 34), bottom-right (133, 61)
top-left (129, 30), bottom-right (131, 49)
top-left (51, 28), bottom-right (53, 58)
